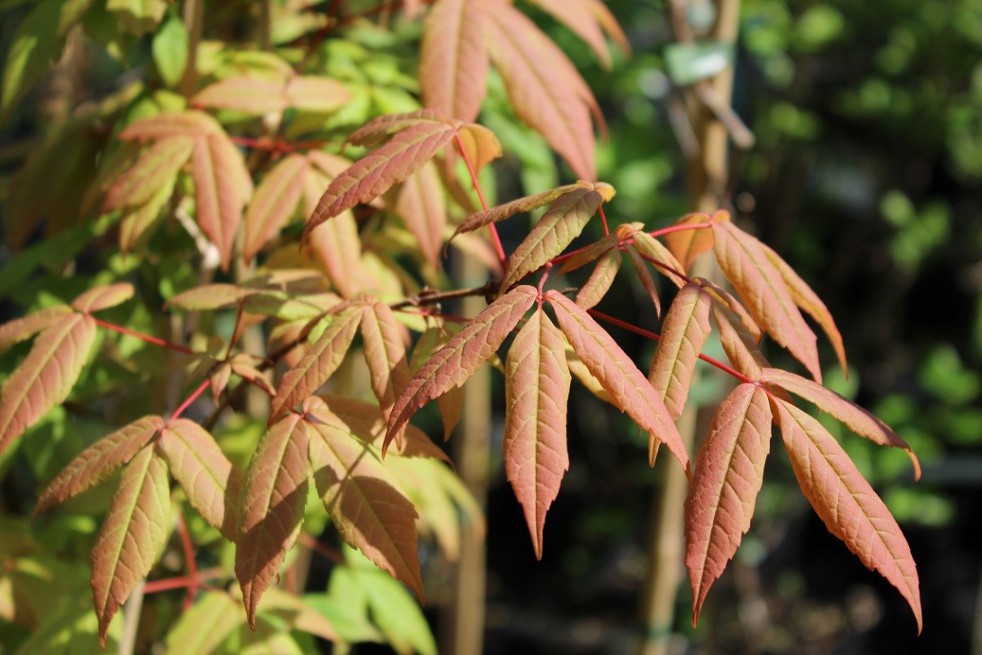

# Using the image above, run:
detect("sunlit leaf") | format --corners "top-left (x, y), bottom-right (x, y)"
top-left (304, 170), bottom-right (367, 298)
top-left (71, 283), bottom-right (135, 314)
top-left (243, 154), bottom-right (309, 262)
top-left (772, 398), bottom-right (922, 633)
top-left (451, 123), bottom-right (502, 175)
top-left (503, 309), bottom-right (571, 558)
top-left (91, 446), bottom-right (171, 643)
top-left (320, 395), bottom-right (448, 462)
top-left (631, 231), bottom-right (687, 288)
top-left (546, 291), bottom-right (688, 469)
top-left (190, 133), bottom-right (254, 271)
top-left (649, 283), bottom-right (712, 420)
top-left (663, 212), bottom-right (720, 273)
top-left (574, 249), bottom-right (621, 309)
top-left (685, 384), bottom-right (772, 624)
top-left (360, 303), bottom-right (412, 429)
top-left (119, 111), bottom-right (221, 141)
top-left (193, 76), bottom-right (285, 115)
top-left (385, 286), bottom-right (537, 452)
top-left (0, 305), bottom-right (72, 356)
top-left (345, 109), bottom-right (454, 148)
top-left (164, 591), bottom-right (242, 655)
top-left (451, 183), bottom-right (582, 241)
top-left (419, 0), bottom-right (488, 122)
top-left (624, 245), bottom-right (662, 315)
top-left (104, 137), bottom-right (194, 211)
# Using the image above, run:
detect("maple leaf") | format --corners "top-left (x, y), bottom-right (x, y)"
top-left (648, 283), bottom-right (713, 421)
top-left (624, 245), bottom-right (662, 315)
top-left (685, 383), bottom-right (772, 624)
top-left (302, 120), bottom-right (458, 243)
top-left (388, 161), bottom-right (447, 267)
top-left (360, 303), bottom-right (412, 430)
top-left (119, 111), bottom-right (222, 141)
top-left (759, 367), bottom-right (921, 477)
top-left (631, 231), bottom-right (687, 288)
top-left (663, 212), bottom-right (724, 273)
top-left (711, 301), bottom-right (769, 379)
top-left (0, 305), bottom-right (72, 355)
top-left (546, 291), bottom-right (689, 470)
top-left (0, 312), bottom-right (96, 455)
top-left (772, 398), bottom-right (922, 633)
top-left (526, 0), bottom-right (629, 68)
top-left (190, 133), bottom-right (254, 271)
top-left (243, 153), bottom-right (310, 263)
top-left (303, 168), bottom-right (369, 298)
top-left (384, 286), bottom-right (538, 452)
top-left (503, 309), bottom-right (571, 559)
top-left (91, 445), bottom-right (171, 644)
top-left (103, 136), bottom-right (194, 212)
top-left (71, 283), bottom-right (136, 314)
top-left (558, 231), bottom-right (620, 275)
top-left (269, 307), bottom-right (363, 423)
top-left (483, 0), bottom-right (600, 179)
top-left (320, 395), bottom-right (449, 462)
top-left (156, 419), bottom-right (241, 540)
top-left (236, 413), bottom-right (310, 627)
top-left (500, 187), bottom-right (604, 293)
top-left (304, 398), bottom-right (423, 600)
top-left (450, 123), bottom-right (503, 176)
top-left (34, 416), bottom-right (165, 517)
top-left (346, 109), bottom-right (455, 148)
top-left (419, 0), bottom-right (489, 123)
top-left (451, 183), bottom-right (584, 241)
top-left (712, 220), bottom-right (821, 381)
top-left (574, 249), bottom-right (621, 309)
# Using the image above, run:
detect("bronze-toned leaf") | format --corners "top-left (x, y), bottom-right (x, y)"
top-left (648, 283), bottom-right (712, 420)
top-left (71, 283), bottom-right (135, 314)
top-left (243, 154), bottom-right (310, 263)
top-left (419, 0), bottom-right (489, 123)
top-left (0, 305), bottom-right (72, 355)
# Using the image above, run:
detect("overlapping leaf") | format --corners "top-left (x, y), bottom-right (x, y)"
top-left (360, 303), bottom-right (412, 429)
top-left (0, 305), bottom-right (72, 355)
top-left (346, 110), bottom-right (454, 148)
top-left (236, 413), bottom-right (310, 626)
top-left (526, 0), bottom-right (629, 68)
top-left (91, 446), bottom-right (171, 643)
top-left (71, 283), bottom-right (135, 314)
top-left (119, 111), bottom-right (221, 141)
top-left (419, 0), bottom-right (488, 123)
top-left (451, 183), bottom-right (584, 240)
top-left (303, 121), bottom-right (457, 243)
top-left (320, 395), bottom-right (448, 462)
top-left (34, 416), bottom-right (165, 517)
top-left (648, 283), bottom-right (712, 421)
top-left (190, 133), bottom-right (254, 271)
top-left (712, 220), bottom-right (821, 381)
top-left (390, 161), bottom-right (446, 267)
top-left (663, 211), bottom-right (724, 273)
top-left (546, 291), bottom-right (688, 469)
top-left (574, 249), bottom-right (621, 310)
top-left (156, 419), bottom-right (240, 539)
top-left (772, 399), bottom-right (922, 632)
top-left (305, 398), bottom-right (423, 599)
top-left (0, 313), bottom-right (96, 455)
top-left (500, 188), bottom-right (603, 292)
top-left (624, 246), bottom-right (662, 315)
top-left (103, 137), bottom-right (194, 212)
top-left (503, 309), bottom-right (571, 558)
top-left (385, 286), bottom-right (538, 451)
top-left (685, 384), bottom-right (772, 624)
top-left (759, 367), bottom-right (920, 477)
top-left (269, 307), bottom-right (362, 423)
top-left (193, 74), bottom-right (350, 116)
top-left (303, 168), bottom-right (368, 298)
top-left (631, 231), bottom-right (687, 288)
top-left (243, 154), bottom-right (310, 262)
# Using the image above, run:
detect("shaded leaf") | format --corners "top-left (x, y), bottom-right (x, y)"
top-left (236, 413), bottom-right (309, 627)
top-left (624, 245), bottom-right (662, 315)
top-left (663, 212), bottom-right (720, 273)
top-left (485, 0), bottom-right (599, 179)
top-left (526, 0), bottom-right (617, 67)
top-left (243, 154), bottom-right (310, 262)
top-left (648, 283), bottom-right (712, 420)
top-left (191, 133), bottom-right (254, 271)
top-left (711, 301), bottom-right (768, 379)
top-left (157, 419), bottom-right (240, 539)
top-left (419, 0), bottom-right (489, 123)
top-left (0, 305), bottom-right (72, 356)
top-left (0, 313), bottom-right (96, 455)
top-left (303, 121), bottom-right (457, 241)
top-left (119, 177), bottom-right (176, 252)
top-left (305, 399), bottom-right (423, 600)
top-left (574, 248), bottom-right (621, 310)
top-left (390, 161), bottom-right (446, 267)
top-left (503, 309), bottom-right (571, 558)
top-left (360, 303), bottom-right (412, 428)
top-left (320, 395), bottom-right (448, 462)
top-left (759, 367), bottom-right (920, 478)
top-left (304, 169), bottom-right (367, 298)
top-left (565, 344), bottom-right (611, 402)
top-left (500, 188), bottom-right (603, 292)
top-left (712, 221), bottom-right (821, 381)
top-left (685, 384), bottom-right (772, 624)
top-left (91, 446), bottom-right (171, 643)
top-left (104, 136), bottom-right (194, 211)
top-left (269, 308), bottom-right (362, 423)
top-left (71, 283), bottom-right (135, 314)
top-left (546, 291), bottom-right (688, 469)
top-left (451, 123), bottom-right (502, 175)
top-left (772, 398), bottom-right (922, 633)
top-left (385, 286), bottom-right (537, 452)
top-left (152, 13), bottom-right (189, 88)
top-left (0, 0), bottom-right (63, 123)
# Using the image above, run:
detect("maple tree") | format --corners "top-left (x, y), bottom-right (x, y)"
top-left (0, 0), bottom-right (925, 650)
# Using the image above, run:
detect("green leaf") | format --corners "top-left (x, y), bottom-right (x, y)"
top-left (1, 0), bottom-right (64, 122)
top-left (151, 12), bottom-right (189, 88)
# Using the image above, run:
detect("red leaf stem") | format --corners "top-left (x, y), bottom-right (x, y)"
top-left (176, 512), bottom-right (199, 610)
top-left (598, 204), bottom-right (609, 236)
top-left (142, 568), bottom-right (224, 595)
top-left (648, 221), bottom-right (714, 240)
top-left (454, 132), bottom-right (506, 267)
top-left (93, 318), bottom-right (195, 356)
top-left (171, 380), bottom-right (211, 421)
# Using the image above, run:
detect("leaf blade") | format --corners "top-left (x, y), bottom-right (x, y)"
top-left (243, 154), bottom-right (309, 263)
top-left (419, 0), bottom-right (489, 122)
top-left (648, 283), bottom-right (712, 421)
top-left (360, 303), bottom-right (412, 428)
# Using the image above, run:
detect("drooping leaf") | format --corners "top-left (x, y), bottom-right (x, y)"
top-left (484, 0), bottom-right (599, 179)
top-left (499, 188), bottom-right (603, 292)
top-left (631, 231), bottom-right (687, 288)
top-left (546, 291), bottom-right (688, 469)
top-left (190, 133), bottom-right (254, 271)
top-left (303, 121), bottom-right (457, 242)
top-left (503, 309), bottom-right (571, 559)
top-left (419, 0), bottom-right (489, 123)
top-left (760, 240), bottom-right (848, 372)
top-left (236, 413), bottom-right (309, 627)
top-left (390, 161), bottom-right (446, 267)
top-left (436, 385), bottom-right (463, 441)
top-left (648, 283), bottom-right (712, 421)
top-left (624, 245), bottom-right (662, 316)
top-left (304, 399), bottom-right (423, 600)
top-left (565, 344), bottom-right (611, 402)
top-left (104, 136), bottom-right (194, 211)
top-left (360, 303), bottom-right (412, 429)
top-left (574, 249), bottom-right (621, 310)
top-left (0, 305), bottom-right (72, 355)
top-left (91, 446), bottom-right (171, 643)
top-left (34, 415), bottom-right (165, 517)
top-left (345, 109), bottom-right (454, 148)
top-left (384, 286), bottom-right (537, 451)
top-left (662, 212), bottom-right (721, 273)
top-left (712, 221), bottom-right (821, 381)
top-left (269, 308), bottom-right (362, 423)
top-left (243, 154), bottom-right (309, 262)
top-left (156, 419), bottom-right (240, 539)
top-left (772, 399), bottom-right (922, 633)
top-left (71, 283), bottom-right (135, 314)
top-left (758, 367), bottom-right (921, 477)
top-left (0, 313), bottom-right (96, 455)
top-left (685, 384), bottom-right (772, 624)
top-left (451, 183), bottom-right (583, 241)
